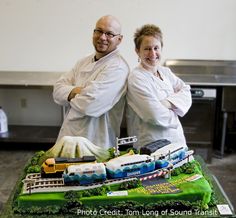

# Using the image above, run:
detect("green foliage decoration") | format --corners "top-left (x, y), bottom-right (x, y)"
top-left (171, 161), bottom-right (196, 176)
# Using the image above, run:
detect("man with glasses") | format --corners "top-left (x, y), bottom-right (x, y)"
top-left (53, 15), bottom-right (129, 149)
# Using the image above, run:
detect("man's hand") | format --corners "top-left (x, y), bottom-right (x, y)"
top-left (68, 87), bottom-right (83, 101)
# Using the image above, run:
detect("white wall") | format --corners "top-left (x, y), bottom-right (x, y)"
top-left (0, 0), bottom-right (236, 126)
top-left (0, 87), bottom-right (62, 126)
top-left (0, 0), bottom-right (236, 71)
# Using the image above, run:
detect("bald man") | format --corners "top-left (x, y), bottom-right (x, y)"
top-left (53, 15), bottom-right (129, 149)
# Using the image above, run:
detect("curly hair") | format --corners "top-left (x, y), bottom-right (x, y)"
top-left (134, 24), bottom-right (163, 50)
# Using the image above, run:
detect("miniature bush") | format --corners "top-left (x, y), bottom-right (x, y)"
top-left (64, 190), bottom-right (80, 199)
top-left (119, 179), bottom-right (142, 190)
top-left (171, 162), bottom-right (196, 176)
top-left (61, 199), bottom-right (82, 214)
top-left (26, 165), bottom-right (41, 173)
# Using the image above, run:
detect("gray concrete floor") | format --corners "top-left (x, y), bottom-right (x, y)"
top-left (0, 148), bottom-right (235, 215)
top-left (207, 152), bottom-right (236, 212)
top-left (0, 149), bottom-right (34, 213)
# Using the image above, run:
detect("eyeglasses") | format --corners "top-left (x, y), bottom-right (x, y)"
top-left (93, 29), bottom-right (120, 39)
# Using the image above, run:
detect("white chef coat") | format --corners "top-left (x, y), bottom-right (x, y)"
top-left (53, 49), bottom-right (129, 149)
top-left (127, 65), bottom-right (192, 149)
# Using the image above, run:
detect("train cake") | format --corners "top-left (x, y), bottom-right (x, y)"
top-left (6, 136), bottom-right (217, 217)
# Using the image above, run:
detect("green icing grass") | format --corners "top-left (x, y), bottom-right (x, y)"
top-left (18, 193), bottom-right (65, 208)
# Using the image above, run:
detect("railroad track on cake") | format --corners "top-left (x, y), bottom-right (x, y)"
top-left (22, 174), bottom-right (138, 194)
top-left (22, 167), bottom-right (172, 194)
top-left (22, 168), bottom-right (168, 194)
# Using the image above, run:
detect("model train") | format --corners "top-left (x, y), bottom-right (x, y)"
top-left (40, 138), bottom-right (193, 185)
top-left (61, 149), bottom-right (192, 186)
top-left (62, 154), bottom-right (156, 185)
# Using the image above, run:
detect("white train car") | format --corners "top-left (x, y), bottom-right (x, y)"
top-left (105, 154), bottom-right (155, 179)
top-left (150, 143), bottom-right (191, 169)
top-left (63, 162), bottom-right (106, 185)
top-left (151, 143), bottom-right (188, 159)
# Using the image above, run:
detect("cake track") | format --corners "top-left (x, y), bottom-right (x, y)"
top-left (22, 168), bottom-right (170, 194)
top-left (22, 174), bottom-right (138, 194)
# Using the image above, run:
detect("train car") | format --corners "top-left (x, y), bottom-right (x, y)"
top-left (151, 144), bottom-right (188, 169)
top-left (63, 163), bottom-right (106, 185)
top-left (105, 154), bottom-right (155, 179)
top-left (41, 156), bottom-right (96, 177)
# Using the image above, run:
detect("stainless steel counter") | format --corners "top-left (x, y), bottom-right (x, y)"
top-left (165, 59), bottom-right (236, 87)
top-left (1, 67), bottom-right (236, 87)
top-left (0, 71), bottom-right (64, 87)
top-left (177, 74), bottom-right (236, 86)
